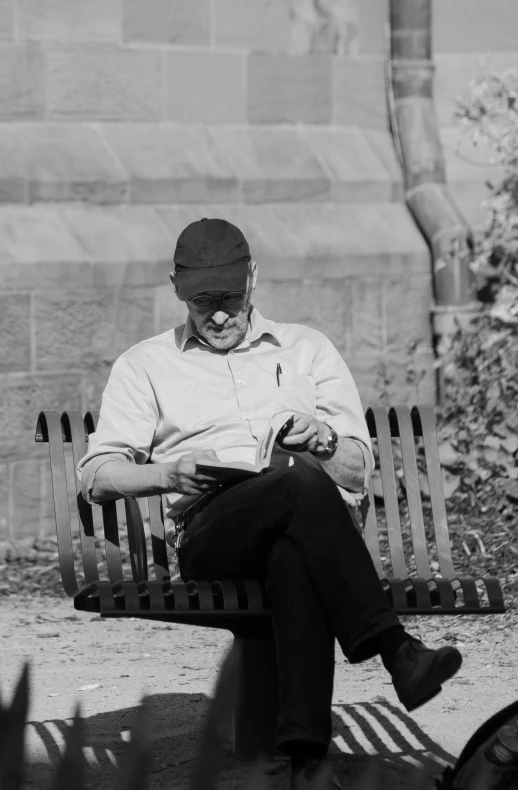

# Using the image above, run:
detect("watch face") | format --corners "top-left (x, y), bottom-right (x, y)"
top-left (326, 427), bottom-right (338, 452)
top-left (312, 425), bottom-right (338, 456)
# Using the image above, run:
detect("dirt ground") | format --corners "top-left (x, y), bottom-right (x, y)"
top-left (1, 596), bottom-right (517, 790)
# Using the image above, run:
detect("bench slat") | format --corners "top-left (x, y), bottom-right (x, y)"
top-left (102, 501), bottom-right (125, 585)
top-left (242, 580), bottom-right (266, 611)
top-left (86, 411), bottom-right (145, 585)
top-left (431, 577), bottom-right (456, 609)
top-left (171, 582), bottom-right (190, 610)
top-left (97, 582), bottom-right (116, 612)
top-left (413, 406), bottom-right (456, 580)
top-left (195, 580), bottom-right (215, 609)
top-left (370, 407), bottom-right (407, 579)
top-left (384, 579), bottom-right (408, 610)
top-left (84, 411), bottom-right (120, 586)
top-left (390, 406), bottom-right (432, 579)
top-left (144, 580), bottom-right (166, 610)
top-left (37, 411), bottom-right (79, 597)
top-left (85, 411), bottom-right (100, 431)
top-left (148, 495), bottom-right (170, 581)
top-left (114, 581), bottom-right (142, 611)
top-left (65, 411), bottom-right (100, 586)
top-left (406, 577), bottom-right (432, 609)
top-left (456, 577), bottom-right (481, 610)
top-left (362, 480), bottom-right (384, 579)
top-left (124, 498), bottom-right (148, 583)
top-left (480, 576), bottom-right (506, 610)
top-left (212, 580), bottom-right (240, 610)
top-left (85, 408), bottom-right (128, 584)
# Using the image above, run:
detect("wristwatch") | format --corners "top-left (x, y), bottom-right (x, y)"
top-left (311, 424), bottom-right (339, 457)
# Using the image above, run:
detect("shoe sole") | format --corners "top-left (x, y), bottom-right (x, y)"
top-left (400, 648), bottom-right (463, 713)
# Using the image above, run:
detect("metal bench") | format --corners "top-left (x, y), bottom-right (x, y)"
top-left (35, 404), bottom-right (505, 760)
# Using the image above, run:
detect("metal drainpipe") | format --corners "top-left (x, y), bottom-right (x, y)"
top-left (387, 0), bottom-right (481, 398)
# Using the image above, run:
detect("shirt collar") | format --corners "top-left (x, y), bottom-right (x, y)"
top-left (179, 307), bottom-right (281, 352)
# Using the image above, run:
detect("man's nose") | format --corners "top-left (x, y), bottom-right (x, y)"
top-left (212, 310), bottom-right (229, 325)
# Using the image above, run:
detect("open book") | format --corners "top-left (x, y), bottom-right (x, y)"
top-left (196, 411), bottom-right (295, 484)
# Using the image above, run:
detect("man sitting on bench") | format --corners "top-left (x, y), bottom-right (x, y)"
top-left (77, 218), bottom-right (462, 790)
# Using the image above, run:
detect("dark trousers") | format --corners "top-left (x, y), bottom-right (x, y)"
top-left (177, 450), bottom-right (401, 753)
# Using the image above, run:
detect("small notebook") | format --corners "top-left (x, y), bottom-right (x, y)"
top-left (196, 411), bottom-right (295, 484)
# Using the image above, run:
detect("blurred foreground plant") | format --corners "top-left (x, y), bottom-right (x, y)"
top-left (4, 647), bottom-right (517, 789)
top-left (0, 648), bottom-right (437, 790)
top-left (0, 661), bottom-right (152, 790)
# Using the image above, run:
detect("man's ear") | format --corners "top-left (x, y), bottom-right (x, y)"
top-left (249, 260), bottom-right (258, 292)
top-left (169, 272), bottom-right (180, 297)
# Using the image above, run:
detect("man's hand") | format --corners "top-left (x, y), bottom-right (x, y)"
top-left (277, 416), bottom-right (366, 509)
top-left (163, 449), bottom-right (221, 496)
top-left (277, 412), bottom-right (328, 453)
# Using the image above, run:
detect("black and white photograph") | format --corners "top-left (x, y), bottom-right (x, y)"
top-left (0, 2), bottom-right (517, 788)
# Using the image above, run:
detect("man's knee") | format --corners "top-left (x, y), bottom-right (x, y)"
top-left (280, 457), bottom-right (339, 500)
top-left (272, 460), bottom-right (360, 536)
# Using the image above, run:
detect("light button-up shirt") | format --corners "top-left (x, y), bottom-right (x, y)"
top-left (76, 308), bottom-right (374, 528)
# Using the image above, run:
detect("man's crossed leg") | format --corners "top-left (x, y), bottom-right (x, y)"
top-left (177, 454), bottom-right (462, 787)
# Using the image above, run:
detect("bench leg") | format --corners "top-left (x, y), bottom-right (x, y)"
top-left (232, 628), bottom-right (279, 760)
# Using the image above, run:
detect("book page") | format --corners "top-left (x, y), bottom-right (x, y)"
top-left (196, 411), bottom-right (295, 481)
top-left (195, 461), bottom-right (260, 484)
top-left (255, 411), bottom-right (295, 470)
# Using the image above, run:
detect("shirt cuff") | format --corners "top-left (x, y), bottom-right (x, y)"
top-left (78, 452), bottom-right (132, 504)
top-left (347, 438), bottom-right (374, 494)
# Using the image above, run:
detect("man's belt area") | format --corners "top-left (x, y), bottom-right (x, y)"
top-left (176, 492), bottom-right (213, 531)
top-left (166, 489), bottom-right (223, 550)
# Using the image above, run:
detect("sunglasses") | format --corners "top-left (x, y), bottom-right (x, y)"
top-left (186, 291), bottom-right (248, 312)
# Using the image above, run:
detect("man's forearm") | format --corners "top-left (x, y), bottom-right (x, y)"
top-left (315, 437), bottom-right (365, 492)
top-left (87, 460), bottom-right (171, 504)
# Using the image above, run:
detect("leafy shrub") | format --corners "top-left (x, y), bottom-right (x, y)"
top-left (456, 68), bottom-right (518, 303)
top-left (432, 70), bottom-right (518, 536)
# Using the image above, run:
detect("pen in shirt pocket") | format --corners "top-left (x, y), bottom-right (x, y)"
top-left (276, 363), bottom-right (282, 387)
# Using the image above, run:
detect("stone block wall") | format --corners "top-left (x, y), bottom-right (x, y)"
top-left (1, 0), bottom-right (513, 543)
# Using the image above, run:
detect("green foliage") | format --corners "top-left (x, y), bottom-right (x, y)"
top-left (362, 69), bottom-right (518, 598)
top-left (431, 70), bottom-right (518, 526)
top-left (434, 297), bottom-right (518, 596)
top-left (456, 69), bottom-right (518, 301)
top-left (439, 295), bottom-right (518, 509)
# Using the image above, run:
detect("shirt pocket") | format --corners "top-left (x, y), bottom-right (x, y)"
top-left (278, 373), bottom-right (314, 388)
top-left (273, 373), bottom-right (317, 415)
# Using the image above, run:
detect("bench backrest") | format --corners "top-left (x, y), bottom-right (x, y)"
top-left (363, 404), bottom-right (455, 582)
top-left (35, 404), bottom-right (456, 596)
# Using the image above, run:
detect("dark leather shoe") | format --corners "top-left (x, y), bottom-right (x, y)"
top-left (391, 636), bottom-right (462, 712)
top-left (291, 758), bottom-right (344, 790)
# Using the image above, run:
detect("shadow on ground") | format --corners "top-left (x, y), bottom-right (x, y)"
top-left (24, 693), bottom-right (453, 789)
top-left (331, 699), bottom-right (454, 787)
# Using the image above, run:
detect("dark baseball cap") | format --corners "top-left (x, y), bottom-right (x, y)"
top-left (173, 218), bottom-right (251, 298)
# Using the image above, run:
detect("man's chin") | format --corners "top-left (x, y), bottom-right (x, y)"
top-left (202, 328), bottom-right (241, 350)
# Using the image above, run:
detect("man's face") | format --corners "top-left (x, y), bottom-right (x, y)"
top-left (186, 285), bottom-right (253, 351)
top-left (172, 261), bottom-right (257, 351)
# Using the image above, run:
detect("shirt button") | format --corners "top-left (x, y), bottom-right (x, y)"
top-left (237, 379), bottom-right (245, 385)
